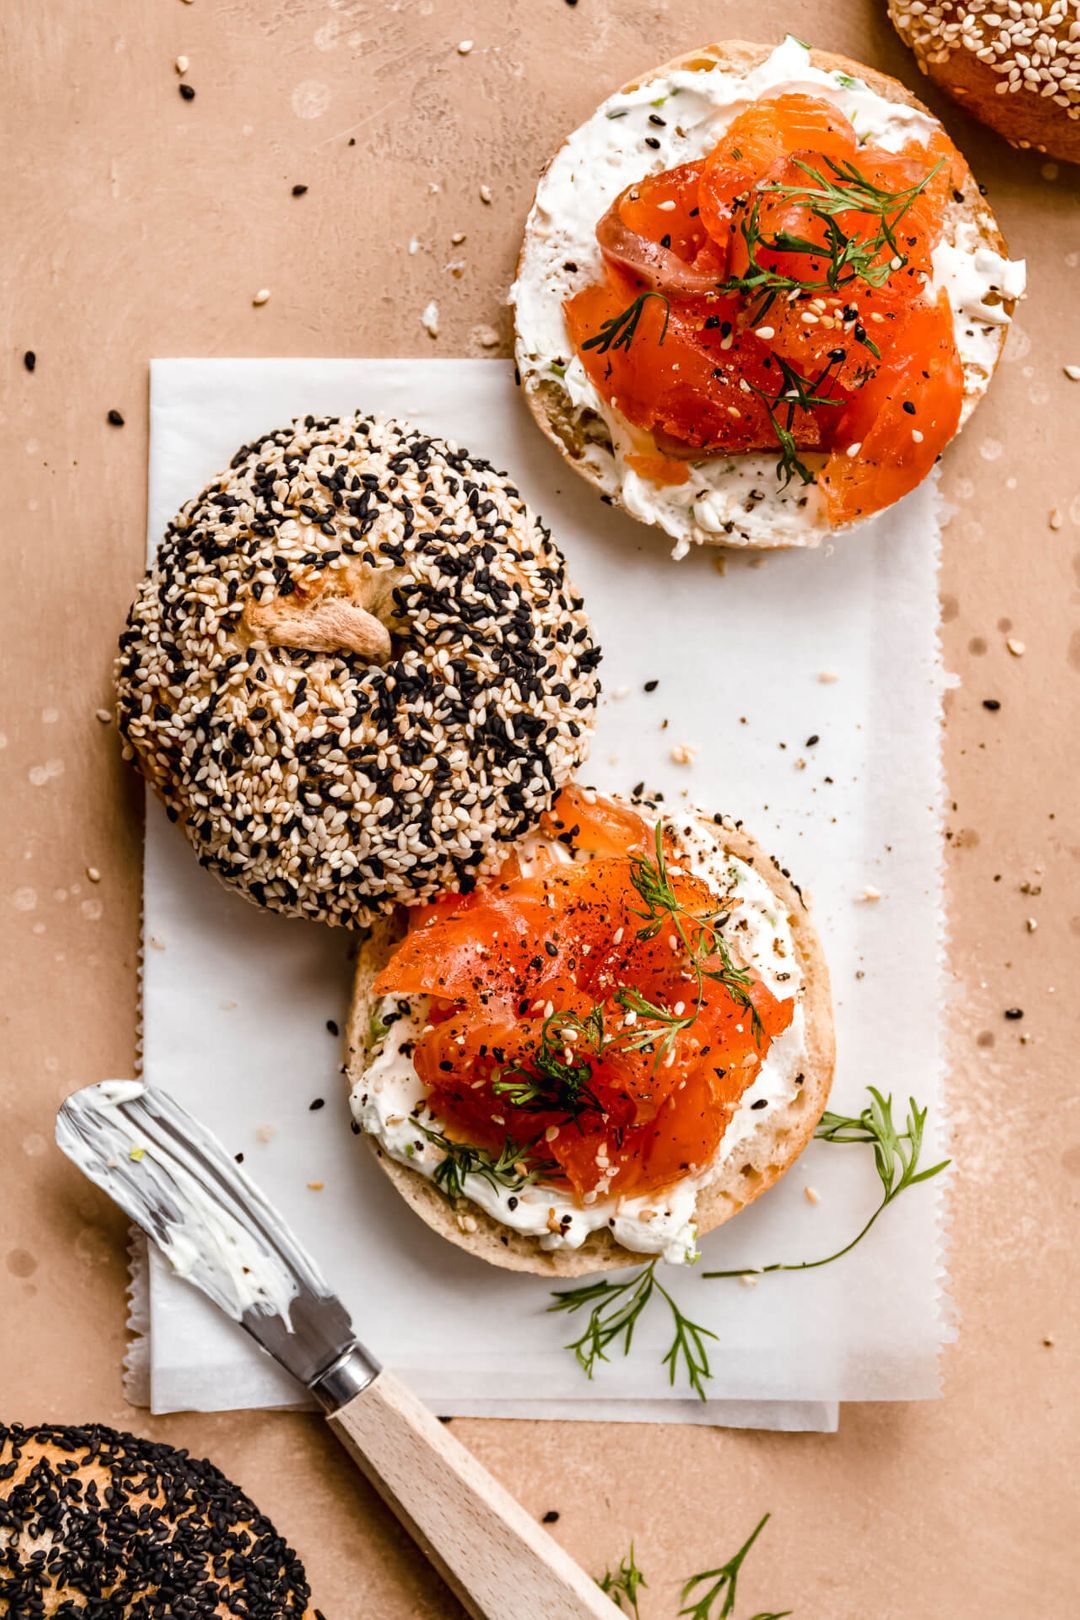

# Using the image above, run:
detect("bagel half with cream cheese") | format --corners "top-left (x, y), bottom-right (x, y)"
top-left (345, 791), bottom-right (834, 1277)
top-left (511, 35), bottom-right (1025, 555)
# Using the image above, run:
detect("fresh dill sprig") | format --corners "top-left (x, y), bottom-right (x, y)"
top-left (494, 1007), bottom-right (608, 1118)
top-left (415, 1120), bottom-right (542, 1201)
top-left (723, 155), bottom-right (943, 325)
top-left (597, 1544), bottom-right (648, 1617)
top-left (549, 1089), bottom-right (946, 1393)
top-left (744, 353), bottom-right (844, 489)
top-left (679, 1514), bottom-right (788, 1620)
top-left (626, 821), bottom-right (764, 1043)
top-left (703, 1088), bottom-right (949, 1280)
top-left (582, 289), bottom-right (672, 355)
top-left (549, 1256), bottom-right (717, 1401)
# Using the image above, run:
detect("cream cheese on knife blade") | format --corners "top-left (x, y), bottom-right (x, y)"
top-left (511, 35), bottom-right (1026, 555)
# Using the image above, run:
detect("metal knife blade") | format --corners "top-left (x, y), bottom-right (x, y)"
top-left (56, 1080), bottom-right (378, 1404)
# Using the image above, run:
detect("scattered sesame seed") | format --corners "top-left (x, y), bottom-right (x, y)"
top-left (755, 325), bottom-right (776, 340)
top-left (670, 743), bottom-right (696, 765)
top-left (479, 183), bottom-right (493, 204)
top-left (255, 1124), bottom-right (277, 1143)
top-left (818, 669), bottom-right (839, 683)
top-left (179, 82), bottom-right (195, 101)
top-left (845, 441), bottom-right (862, 458)
top-left (542, 1509), bottom-right (560, 1523)
top-left (644, 678), bottom-right (659, 692)
top-left (1004, 1006), bottom-right (1024, 1020)
top-left (1025, 917), bottom-right (1038, 932)
top-left (94, 708), bottom-right (112, 723)
top-left (859, 885), bottom-right (882, 902)
top-left (421, 299), bottom-right (440, 337)
top-left (107, 409), bottom-right (125, 427)
top-left (291, 183), bottom-right (308, 197)
top-left (23, 350), bottom-right (36, 372)
top-left (983, 698), bottom-right (1002, 711)
top-left (307, 1180), bottom-right (324, 1190)
top-left (1048, 507), bottom-right (1063, 530)
top-left (457, 39), bottom-right (474, 54)
top-left (1064, 365), bottom-right (1080, 381)
top-left (1006, 637), bottom-right (1025, 656)
top-left (451, 230), bottom-right (467, 244)
top-left (175, 55), bottom-right (189, 74)
top-left (86, 867), bottom-right (101, 884)
top-left (804, 1185), bottom-right (820, 1205)
top-left (252, 288), bottom-right (271, 306)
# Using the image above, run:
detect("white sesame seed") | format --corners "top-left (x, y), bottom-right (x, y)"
top-left (251, 288), bottom-right (271, 306)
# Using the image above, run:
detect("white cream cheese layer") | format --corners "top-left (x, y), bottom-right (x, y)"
top-left (510, 35), bottom-right (1026, 556)
top-left (349, 825), bottom-right (807, 1265)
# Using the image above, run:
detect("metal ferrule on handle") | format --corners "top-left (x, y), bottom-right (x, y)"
top-left (309, 1341), bottom-right (381, 1411)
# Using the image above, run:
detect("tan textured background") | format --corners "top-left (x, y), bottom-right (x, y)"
top-left (1, 2), bottom-right (1077, 1615)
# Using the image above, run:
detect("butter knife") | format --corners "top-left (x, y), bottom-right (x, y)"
top-left (56, 1080), bottom-right (616, 1620)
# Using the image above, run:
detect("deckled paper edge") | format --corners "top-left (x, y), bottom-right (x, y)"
top-left (930, 477), bottom-right (959, 1374)
top-left (122, 466), bottom-right (152, 1410)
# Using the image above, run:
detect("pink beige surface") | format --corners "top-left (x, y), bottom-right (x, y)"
top-left (1, 3), bottom-right (1077, 1615)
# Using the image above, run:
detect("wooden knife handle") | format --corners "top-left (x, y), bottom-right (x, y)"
top-left (327, 1368), bottom-right (617, 1619)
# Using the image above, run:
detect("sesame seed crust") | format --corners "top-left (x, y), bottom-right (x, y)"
top-left (116, 413), bottom-right (601, 927)
top-left (0, 1422), bottom-right (317, 1617)
top-left (888, 0), bottom-right (1080, 159)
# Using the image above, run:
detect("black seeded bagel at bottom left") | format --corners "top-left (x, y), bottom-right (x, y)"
top-left (0, 1421), bottom-right (318, 1617)
top-left (115, 412), bottom-right (602, 927)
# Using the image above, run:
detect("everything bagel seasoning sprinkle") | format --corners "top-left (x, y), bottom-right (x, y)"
top-left (116, 412), bottom-right (601, 927)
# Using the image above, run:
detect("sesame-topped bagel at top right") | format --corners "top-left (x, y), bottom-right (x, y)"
top-left (512, 35), bottom-right (1026, 556)
top-left (888, 0), bottom-right (1080, 164)
top-left (116, 413), bottom-right (601, 927)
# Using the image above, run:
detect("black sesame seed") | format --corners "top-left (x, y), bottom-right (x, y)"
top-left (645, 136), bottom-right (661, 150)
top-left (23, 350), bottom-right (36, 372)
top-left (291, 183), bottom-right (309, 196)
top-left (648, 113), bottom-right (666, 127)
top-left (644, 679), bottom-right (658, 692)
top-left (107, 409), bottom-right (125, 426)
top-left (542, 1509), bottom-right (561, 1523)
top-left (179, 82), bottom-right (196, 101)
top-left (309, 1097), bottom-right (325, 1110)
top-left (982, 699), bottom-right (1001, 711)
top-left (902, 400), bottom-right (916, 416)
top-left (326, 1018), bottom-right (339, 1036)
top-left (1004, 1007), bottom-right (1024, 1020)
top-left (805, 734), bottom-right (819, 747)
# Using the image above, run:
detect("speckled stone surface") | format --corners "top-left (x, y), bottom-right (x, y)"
top-left (0, 2), bottom-right (1076, 1616)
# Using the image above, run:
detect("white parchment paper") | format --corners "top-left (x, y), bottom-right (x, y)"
top-left (135, 358), bottom-right (950, 1426)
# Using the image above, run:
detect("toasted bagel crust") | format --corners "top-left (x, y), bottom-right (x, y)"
top-left (345, 810), bottom-right (835, 1277)
top-left (514, 40), bottom-right (1013, 550)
